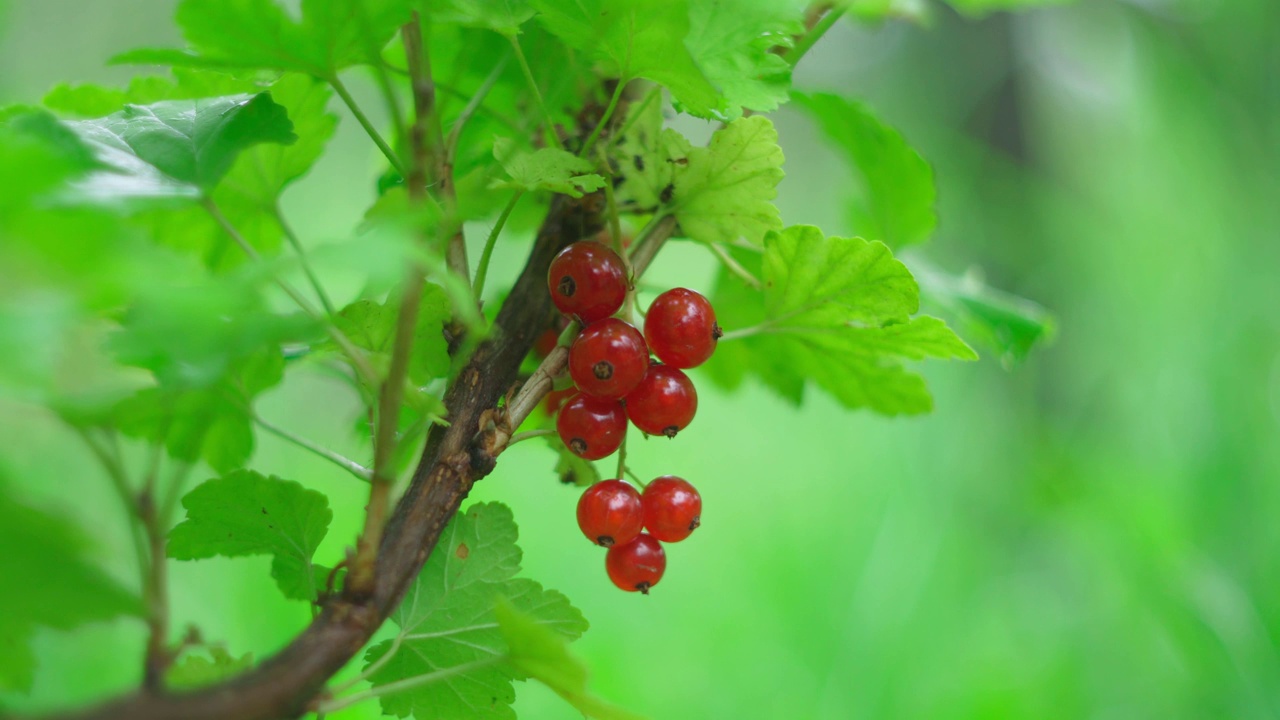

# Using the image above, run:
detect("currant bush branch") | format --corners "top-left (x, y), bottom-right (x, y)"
top-left (56, 103), bottom-right (614, 720)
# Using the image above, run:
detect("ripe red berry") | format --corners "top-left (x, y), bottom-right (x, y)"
top-left (569, 318), bottom-right (648, 399)
top-left (556, 393), bottom-right (626, 460)
top-left (533, 328), bottom-right (559, 358)
top-left (577, 480), bottom-right (643, 547)
top-left (547, 242), bottom-right (627, 324)
top-left (624, 364), bottom-right (697, 437)
top-left (543, 386), bottom-right (575, 415)
top-left (605, 533), bottom-right (666, 594)
top-left (642, 476), bottom-right (702, 543)
top-left (644, 288), bottom-right (721, 368)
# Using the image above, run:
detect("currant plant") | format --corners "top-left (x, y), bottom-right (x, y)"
top-left (0, 0), bottom-right (1057, 718)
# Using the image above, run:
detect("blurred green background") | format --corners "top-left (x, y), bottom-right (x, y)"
top-left (3, 0), bottom-right (1279, 718)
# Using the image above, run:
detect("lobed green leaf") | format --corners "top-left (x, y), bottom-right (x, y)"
top-left (364, 502), bottom-right (588, 719)
top-left (672, 115), bottom-right (785, 246)
top-left (685, 0), bottom-right (806, 119)
top-left (168, 470), bottom-right (332, 601)
top-left (115, 0), bottom-right (415, 77)
top-left (492, 137), bottom-right (605, 197)
top-left (708, 226), bottom-right (976, 415)
top-left (530, 0), bottom-right (720, 117)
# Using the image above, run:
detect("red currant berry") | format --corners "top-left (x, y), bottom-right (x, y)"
top-left (533, 328), bottom-right (559, 359)
top-left (569, 318), bottom-right (648, 399)
top-left (547, 242), bottom-right (627, 324)
top-left (642, 476), bottom-right (702, 543)
top-left (625, 364), bottom-right (697, 437)
top-left (644, 288), bottom-right (721, 368)
top-left (556, 393), bottom-right (626, 460)
top-left (543, 386), bottom-right (575, 416)
top-left (605, 533), bottom-right (666, 594)
top-left (577, 480), bottom-right (643, 547)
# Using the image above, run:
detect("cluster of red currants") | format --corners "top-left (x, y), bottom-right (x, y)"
top-left (544, 240), bottom-right (720, 593)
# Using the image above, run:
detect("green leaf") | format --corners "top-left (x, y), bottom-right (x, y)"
top-left (364, 502), bottom-right (588, 719)
top-left (708, 226), bottom-right (975, 415)
top-left (0, 479), bottom-right (142, 693)
top-left (610, 96), bottom-right (692, 213)
top-left (115, 0), bottom-right (415, 77)
top-left (943, 0), bottom-right (1070, 15)
top-left (166, 647), bottom-right (254, 689)
top-left (496, 600), bottom-right (645, 720)
top-left (914, 261), bottom-right (1056, 368)
top-left (794, 92), bottom-right (936, 247)
top-left (672, 115), bottom-right (784, 246)
top-left (427, 0), bottom-right (535, 36)
top-left (65, 93), bottom-right (297, 197)
top-left (331, 282), bottom-right (453, 384)
top-left (492, 137), bottom-right (605, 197)
top-left (168, 470), bottom-right (332, 601)
top-left (762, 221), bottom-right (919, 326)
top-left (530, 0), bottom-right (720, 117)
top-left (685, 0), bottom-right (806, 119)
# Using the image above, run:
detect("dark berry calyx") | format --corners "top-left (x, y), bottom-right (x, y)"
top-left (593, 360), bottom-right (613, 380)
top-left (557, 275), bottom-right (577, 297)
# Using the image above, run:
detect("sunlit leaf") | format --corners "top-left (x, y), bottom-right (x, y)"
top-left (672, 116), bottom-right (785, 246)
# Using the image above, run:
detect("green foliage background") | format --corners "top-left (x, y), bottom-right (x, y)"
top-left (2, 0), bottom-right (1278, 718)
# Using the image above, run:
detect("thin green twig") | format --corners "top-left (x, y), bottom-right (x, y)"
top-left (317, 657), bottom-right (504, 714)
top-left (329, 74), bottom-right (407, 177)
top-left (786, 3), bottom-right (848, 67)
top-left (255, 415), bottom-right (373, 482)
top-left (472, 191), bottom-right (523, 301)
top-left (203, 197), bottom-right (379, 389)
top-left (275, 205), bottom-right (336, 318)
top-left (508, 34), bottom-right (563, 150)
top-left (580, 78), bottom-right (626, 158)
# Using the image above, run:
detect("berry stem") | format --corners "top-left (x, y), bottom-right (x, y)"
top-left (624, 466), bottom-right (646, 487)
top-left (627, 213), bottom-right (677, 276)
top-left (489, 218), bottom-right (677, 455)
top-left (615, 429), bottom-right (629, 481)
top-left (507, 428), bottom-right (558, 446)
top-left (707, 242), bottom-right (763, 290)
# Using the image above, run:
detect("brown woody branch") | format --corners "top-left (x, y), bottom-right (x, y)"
top-left (50, 190), bottom-right (606, 720)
